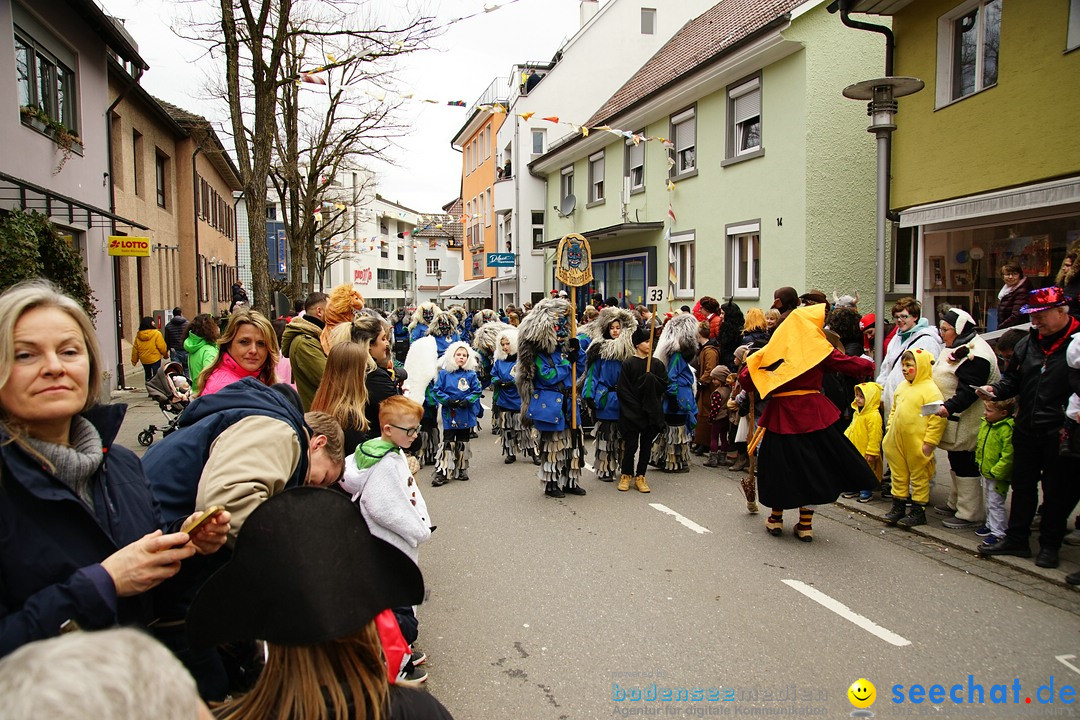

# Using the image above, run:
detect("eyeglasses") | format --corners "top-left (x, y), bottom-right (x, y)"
top-left (389, 423), bottom-right (421, 437)
top-left (894, 313), bottom-right (912, 320)
top-left (1002, 272), bottom-right (1019, 277)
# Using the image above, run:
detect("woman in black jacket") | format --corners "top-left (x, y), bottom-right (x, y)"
top-left (0, 281), bottom-right (229, 659)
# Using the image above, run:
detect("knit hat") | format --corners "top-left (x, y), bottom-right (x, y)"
top-left (631, 327), bottom-right (652, 347)
top-left (710, 364), bottom-right (731, 382)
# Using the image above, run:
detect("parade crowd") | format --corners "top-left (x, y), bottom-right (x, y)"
top-left (0, 242), bottom-right (1077, 718)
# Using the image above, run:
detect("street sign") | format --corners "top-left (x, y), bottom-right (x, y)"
top-left (486, 252), bottom-right (516, 267)
top-left (278, 262), bottom-right (286, 274)
top-left (645, 285), bottom-right (665, 304)
top-left (107, 236), bottom-right (150, 257)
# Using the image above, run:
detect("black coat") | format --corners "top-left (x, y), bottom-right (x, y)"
top-left (993, 321), bottom-right (1080, 433)
top-left (163, 315), bottom-right (189, 351)
top-left (0, 405), bottom-right (168, 657)
top-left (996, 278), bottom-right (1032, 329)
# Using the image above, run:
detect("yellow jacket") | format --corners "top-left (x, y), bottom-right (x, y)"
top-left (132, 329), bottom-right (167, 366)
top-left (883, 348), bottom-right (946, 455)
top-left (845, 382), bottom-right (883, 457)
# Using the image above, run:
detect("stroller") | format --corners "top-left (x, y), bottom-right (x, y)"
top-left (137, 362), bottom-right (191, 446)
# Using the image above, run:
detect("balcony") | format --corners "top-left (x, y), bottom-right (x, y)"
top-left (493, 176), bottom-right (513, 213)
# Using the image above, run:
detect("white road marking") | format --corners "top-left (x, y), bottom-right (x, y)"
top-left (481, 403), bottom-right (490, 411)
top-left (1056, 655), bottom-right (1080, 676)
top-left (782, 579), bottom-right (911, 647)
top-left (649, 503), bottom-right (711, 534)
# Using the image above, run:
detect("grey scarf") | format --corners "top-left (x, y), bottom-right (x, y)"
top-left (26, 416), bottom-right (104, 507)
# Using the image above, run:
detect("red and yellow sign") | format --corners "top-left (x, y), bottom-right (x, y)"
top-left (108, 236), bottom-right (151, 257)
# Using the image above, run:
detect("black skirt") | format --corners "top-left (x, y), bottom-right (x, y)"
top-left (757, 425), bottom-right (878, 510)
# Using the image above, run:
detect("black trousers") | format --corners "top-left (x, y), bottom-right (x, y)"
top-left (620, 421), bottom-right (657, 477)
top-left (1005, 427), bottom-right (1080, 550)
top-left (946, 449), bottom-right (979, 477)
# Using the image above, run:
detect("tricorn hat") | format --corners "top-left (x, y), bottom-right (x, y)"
top-left (186, 487), bottom-right (424, 648)
top-left (1020, 286), bottom-right (1071, 314)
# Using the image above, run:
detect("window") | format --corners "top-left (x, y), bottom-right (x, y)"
top-left (266, 204), bottom-right (277, 221)
top-left (502, 214), bottom-right (513, 251)
top-left (670, 107), bottom-right (696, 179)
top-left (1070, 0), bottom-right (1080, 51)
top-left (377, 269), bottom-right (393, 290)
top-left (726, 222), bottom-right (761, 298)
top-left (588, 151), bottom-right (605, 205)
top-left (379, 216), bottom-right (389, 234)
top-left (936, 0), bottom-right (1001, 105)
top-left (132, 130), bottom-right (143, 196)
top-left (531, 129), bottom-right (545, 155)
top-left (486, 188), bottom-right (493, 226)
top-left (397, 239), bottom-right (405, 260)
top-left (560, 166), bottom-right (575, 202)
top-left (671, 231), bottom-right (694, 298)
top-left (480, 192), bottom-right (487, 229)
top-left (641, 8), bottom-right (656, 35)
top-left (427, 259), bottom-right (440, 276)
top-left (893, 225), bottom-right (916, 294)
top-left (484, 127), bottom-right (490, 160)
top-left (626, 133), bottom-right (645, 191)
top-left (155, 153), bottom-right (167, 209)
top-left (726, 77), bottom-right (762, 161)
top-left (531, 211), bottom-right (545, 250)
top-left (14, 26), bottom-right (76, 132)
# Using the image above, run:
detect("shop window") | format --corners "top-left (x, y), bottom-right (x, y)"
top-left (936, 0), bottom-right (1001, 106)
top-left (726, 222), bottom-right (760, 299)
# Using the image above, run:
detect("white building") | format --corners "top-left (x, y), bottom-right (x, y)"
top-left (415, 198), bottom-right (466, 307)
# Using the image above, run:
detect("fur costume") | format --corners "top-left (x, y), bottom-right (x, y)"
top-left (430, 341), bottom-right (482, 484)
top-left (425, 312), bottom-right (459, 357)
top-left (516, 298), bottom-right (584, 494)
top-left (472, 308), bottom-right (499, 331)
top-left (584, 308), bottom-right (637, 479)
top-left (321, 284), bottom-right (365, 354)
top-left (650, 312), bottom-right (699, 472)
top-left (491, 326), bottom-right (533, 460)
top-left (409, 302), bottom-right (441, 342)
top-left (447, 305), bottom-right (468, 331)
top-left (403, 335), bottom-right (440, 465)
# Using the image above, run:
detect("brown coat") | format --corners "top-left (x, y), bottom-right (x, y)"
top-left (693, 343), bottom-right (721, 447)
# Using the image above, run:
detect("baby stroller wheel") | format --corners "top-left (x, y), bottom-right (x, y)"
top-left (137, 429), bottom-right (154, 447)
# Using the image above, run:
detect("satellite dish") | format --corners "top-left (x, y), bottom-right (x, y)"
top-left (559, 194), bottom-right (577, 217)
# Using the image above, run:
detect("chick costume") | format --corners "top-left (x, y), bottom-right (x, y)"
top-left (882, 348), bottom-right (947, 519)
top-left (741, 304), bottom-right (877, 540)
top-left (844, 382), bottom-right (884, 481)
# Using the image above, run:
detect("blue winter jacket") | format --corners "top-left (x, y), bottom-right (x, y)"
top-left (143, 377), bottom-right (310, 525)
top-left (0, 405), bottom-right (174, 656)
top-left (664, 351), bottom-right (698, 425)
top-left (410, 323), bottom-right (429, 343)
top-left (584, 357), bottom-right (622, 421)
top-left (434, 335), bottom-right (454, 357)
top-left (491, 357), bottom-right (522, 411)
top-left (527, 351), bottom-right (581, 432)
top-left (393, 320), bottom-right (410, 345)
top-left (430, 368), bottom-right (483, 430)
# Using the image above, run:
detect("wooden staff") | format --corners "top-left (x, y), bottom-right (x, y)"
top-left (747, 392), bottom-right (757, 483)
top-left (645, 305), bottom-right (656, 372)
top-left (569, 285), bottom-right (578, 430)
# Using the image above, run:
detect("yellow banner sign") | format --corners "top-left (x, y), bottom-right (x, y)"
top-left (108, 236), bottom-right (151, 257)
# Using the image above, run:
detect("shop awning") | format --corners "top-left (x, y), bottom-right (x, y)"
top-left (439, 278), bottom-right (491, 299)
top-left (899, 176), bottom-right (1080, 229)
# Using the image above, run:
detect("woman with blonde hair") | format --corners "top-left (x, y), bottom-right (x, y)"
top-left (741, 307), bottom-right (769, 348)
top-left (329, 315), bottom-right (402, 446)
top-left (197, 308), bottom-right (278, 395)
top-left (311, 342), bottom-right (372, 456)
top-left (0, 280), bottom-right (229, 659)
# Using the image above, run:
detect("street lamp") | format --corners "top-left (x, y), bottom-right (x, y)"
top-left (435, 267), bottom-right (444, 302)
top-left (843, 76), bottom-right (924, 368)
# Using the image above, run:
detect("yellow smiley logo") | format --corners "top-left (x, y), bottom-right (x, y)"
top-left (848, 678), bottom-right (876, 709)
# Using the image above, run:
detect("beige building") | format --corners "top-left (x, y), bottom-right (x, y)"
top-left (109, 60), bottom-right (241, 341)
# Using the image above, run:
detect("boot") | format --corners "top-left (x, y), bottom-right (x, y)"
top-left (704, 452), bottom-right (721, 468)
top-left (634, 475), bottom-right (651, 493)
top-left (617, 474), bottom-right (632, 492)
top-left (897, 503), bottom-right (927, 528)
top-left (741, 476), bottom-right (759, 514)
top-left (722, 452), bottom-right (737, 466)
top-left (883, 499), bottom-right (908, 525)
top-left (544, 481), bottom-right (565, 498)
top-left (765, 510), bottom-right (783, 536)
top-left (730, 453), bottom-right (749, 472)
top-left (504, 454), bottom-right (516, 464)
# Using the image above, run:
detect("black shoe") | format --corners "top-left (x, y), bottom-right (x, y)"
top-left (881, 487), bottom-right (893, 500)
top-left (883, 500), bottom-right (908, 525)
top-left (1067, 570), bottom-right (1080, 586)
top-left (563, 485), bottom-right (587, 495)
top-left (431, 473), bottom-right (448, 487)
top-left (599, 475), bottom-right (615, 482)
top-left (897, 504), bottom-right (927, 529)
top-left (1035, 547), bottom-right (1060, 568)
top-left (544, 482), bottom-right (565, 498)
top-left (977, 538), bottom-right (1031, 557)
top-left (458, 472), bottom-right (469, 481)
top-left (469, 429), bottom-right (479, 439)
top-left (505, 454), bottom-right (516, 464)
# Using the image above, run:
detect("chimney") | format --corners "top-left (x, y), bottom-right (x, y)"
top-left (580, 0), bottom-right (599, 28)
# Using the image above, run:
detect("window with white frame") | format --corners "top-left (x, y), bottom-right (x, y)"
top-left (936, 0), bottom-right (1001, 105)
top-left (560, 166), bottom-right (574, 202)
top-left (671, 231), bottom-right (694, 298)
top-left (641, 8), bottom-right (656, 34)
top-left (727, 76), bottom-right (761, 160)
top-left (727, 222), bottom-right (760, 298)
top-left (892, 225), bottom-right (916, 294)
top-left (588, 151), bottom-right (605, 204)
top-left (1070, 0), bottom-right (1080, 51)
top-left (670, 107), bottom-right (696, 179)
top-left (14, 23), bottom-right (77, 132)
top-left (427, 258), bottom-right (440, 276)
top-left (626, 134), bottom-right (645, 191)
top-left (531, 129), bottom-right (545, 155)
top-left (531, 210), bottom-right (544, 249)
top-left (502, 213), bottom-right (513, 251)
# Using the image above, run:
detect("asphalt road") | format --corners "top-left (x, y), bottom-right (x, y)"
top-left (112, 391), bottom-right (1080, 719)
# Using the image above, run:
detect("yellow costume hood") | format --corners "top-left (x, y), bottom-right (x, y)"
top-left (746, 304), bottom-right (832, 398)
top-left (852, 381), bottom-right (882, 414)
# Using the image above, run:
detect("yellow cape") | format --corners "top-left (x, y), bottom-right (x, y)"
top-left (746, 304), bottom-right (833, 398)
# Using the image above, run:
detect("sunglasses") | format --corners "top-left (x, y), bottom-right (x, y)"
top-left (389, 423), bottom-right (421, 437)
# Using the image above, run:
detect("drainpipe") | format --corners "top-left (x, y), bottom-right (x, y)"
top-left (106, 66), bottom-right (143, 391)
top-left (828, 0), bottom-right (901, 223)
top-left (192, 144), bottom-right (204, 314)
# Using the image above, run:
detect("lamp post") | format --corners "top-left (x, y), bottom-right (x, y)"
top-left (843, 76), bottom-right (924, 368)
top-left (435, 267), bottom-right (444, 303)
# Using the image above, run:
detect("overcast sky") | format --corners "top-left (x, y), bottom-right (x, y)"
top-left (101, 0), bottom-right (599, 213)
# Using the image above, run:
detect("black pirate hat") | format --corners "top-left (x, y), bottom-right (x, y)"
top-left (186, 487), bottom-right (424, 648)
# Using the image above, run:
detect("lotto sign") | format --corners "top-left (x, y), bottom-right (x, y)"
top-left (108, 236), bottom-right (151, 257)
top-left (645, 286), bottom-right (665, 305)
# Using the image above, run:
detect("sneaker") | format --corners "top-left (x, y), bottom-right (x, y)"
top-left (982, 534), bottom-right (999, 545)
top-left (942, 516), bottom-right (980, 530)
top-left (397, 665), bottom-right (428, 685)
top-left (933, 504), bottom-right (957, 517)
top-left (975, 525), bottom-right (992, 537)
top-left (841, 491), bottom-right (860, 499)
top-left (856, 491), bottom-right (873, 503)
top-left (411, 650), bottom-right (427, 666)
